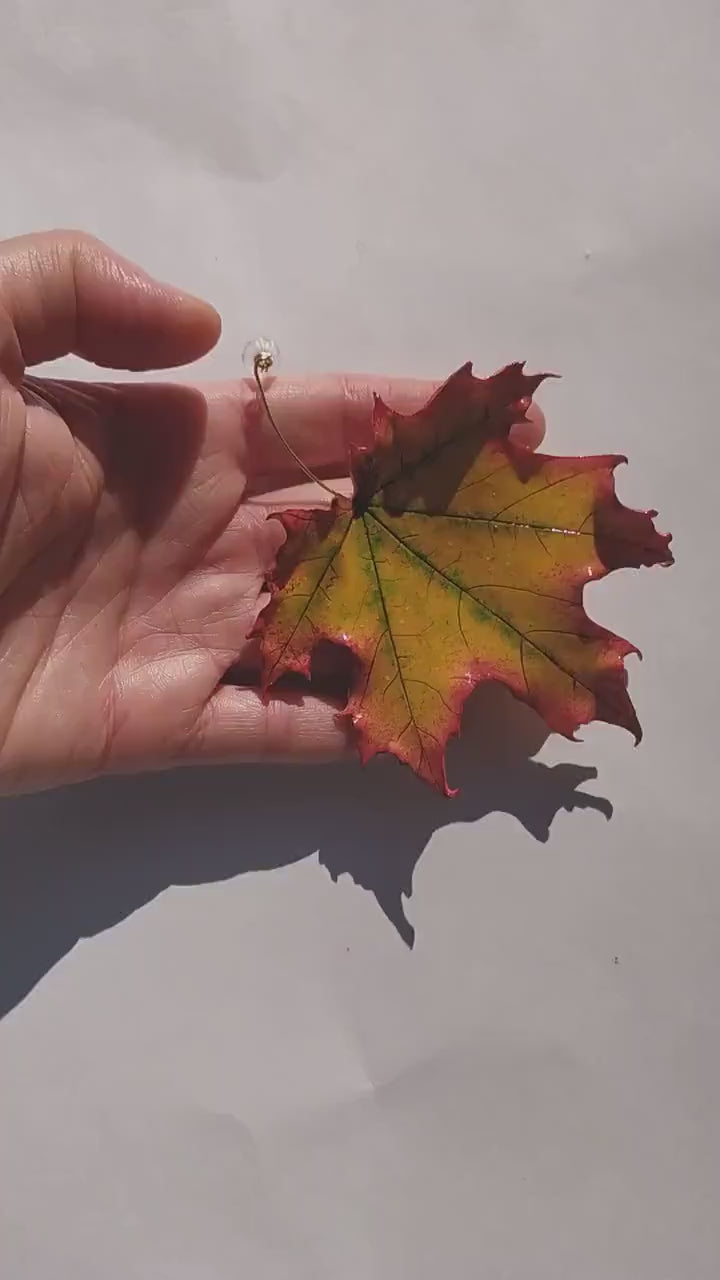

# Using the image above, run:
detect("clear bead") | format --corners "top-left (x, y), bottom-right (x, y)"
top-left (242, 336), bottom-right (280, 376)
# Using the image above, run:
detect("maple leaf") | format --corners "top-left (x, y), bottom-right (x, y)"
top-left (254, 363), bottom-right (673, 794)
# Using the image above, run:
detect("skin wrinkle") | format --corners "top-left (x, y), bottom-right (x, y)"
top-left (39, 539), bottom-right (134, 666)
top-left (150, 473), bottom-right (248, 574)
top-left (0, 389), bottom-right (27, 562)
top-left (8, 415), bottom-right (94, 575)
top-left (0, 470), bottom-right (104, 761)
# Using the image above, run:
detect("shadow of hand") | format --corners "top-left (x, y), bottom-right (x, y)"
top-left (0, 684), bottom-right (611, 1018)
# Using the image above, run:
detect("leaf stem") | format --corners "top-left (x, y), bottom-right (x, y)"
top-left (252, 354), bottom-right (342, 499)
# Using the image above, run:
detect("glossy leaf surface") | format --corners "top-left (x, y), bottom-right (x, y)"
top-left (255, 364), bottom-right (672, 793)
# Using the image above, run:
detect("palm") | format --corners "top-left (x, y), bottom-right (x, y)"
top-left (0, 375), bottom-right (282, 789)
top-left (0, 228), bottom-right (464, 794)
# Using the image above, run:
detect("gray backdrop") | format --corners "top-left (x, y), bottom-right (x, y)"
top-left (1, 1), bottom-right (718, 1276)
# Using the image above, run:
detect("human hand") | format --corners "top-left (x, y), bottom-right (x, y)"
top-left (0, 230), bottom-right (545, 795)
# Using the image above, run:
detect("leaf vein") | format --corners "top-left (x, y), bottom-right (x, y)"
top-left (368, 511), bottom-right (598, 703)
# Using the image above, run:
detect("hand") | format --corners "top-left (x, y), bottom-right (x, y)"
top-left (0, 230), bottom-right (545, 795)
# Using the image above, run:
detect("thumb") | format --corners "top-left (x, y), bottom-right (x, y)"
top-left (0, 229), bottom-right (221, 383)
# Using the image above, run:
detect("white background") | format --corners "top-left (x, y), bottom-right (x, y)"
top-left (1, 1), bottom-right (719, 1276)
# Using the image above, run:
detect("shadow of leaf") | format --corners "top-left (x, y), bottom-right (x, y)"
top-left (0, 684), bottom-right (611, 1019)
